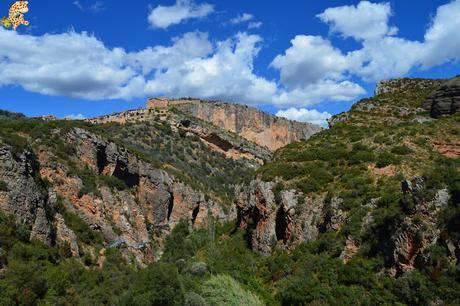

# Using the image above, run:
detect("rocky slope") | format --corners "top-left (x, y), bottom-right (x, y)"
top-left (171, 99), bottom-right (322, 150)
top-left (235, 76), bottom-right (460, 276)
top-left (0, 117), bottom-right (238, 265)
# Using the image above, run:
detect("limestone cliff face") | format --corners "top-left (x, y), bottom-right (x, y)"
top-left (173, 101), bottom-right (322, 151)
top-left (0, 128), bottom-right (234, 265)
top-left (235, 179), bottom-right (346, 255)
top-left (422, 76), bottom-right (460, 118)
top-left (235, 178), bottom-right (456, 275)
top-left (86, 107), bottom-right (272, 164)
top-left (0, 146), bottom-right (53, 244)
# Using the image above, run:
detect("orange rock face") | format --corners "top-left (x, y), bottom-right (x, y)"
top-left (173, 101), bottom-right (322, 150)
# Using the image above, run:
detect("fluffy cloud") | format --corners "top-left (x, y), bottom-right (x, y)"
top-left (148, 0), bottom-right (214, 29)
top-left (127, 32), bottom-right (213, 75)
top-left (278, 0), bottom-right (460, 86)
top-left (0, 29), bottom-right (142, 100)
top-left (421, 0), bottom-right (460, 68)
top-left (144, 33), bottom-right (278, 104)
top-left (276, 108), bottom-right (332, 127)
top-left (142, 32), bottom-right (363, 107)
top-left (2, 1), bottom-right (460, 111)
top-left (0, 25), bottom-right (362, 107)
top-left (230, 13), bottom-right (253, 24)
top-left (317, 1), bottom-right (397, 40)
top-left (271, 35), bottom-right (351, 88)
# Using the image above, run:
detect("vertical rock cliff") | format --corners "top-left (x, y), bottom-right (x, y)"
top-left (172, 100), bottom-right (322, 150)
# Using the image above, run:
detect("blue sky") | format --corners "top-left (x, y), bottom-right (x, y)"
top-left (0, 0), bottom-right (459, 126)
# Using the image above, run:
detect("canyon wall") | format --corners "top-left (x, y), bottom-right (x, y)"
top-left (171, 100), bottom-right (322, 150)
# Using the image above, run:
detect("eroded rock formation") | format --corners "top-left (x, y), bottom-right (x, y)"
top-left (0, 128), bottom-right (235, 265)
top-left (0, 146), bottom-right (53, 244)
top-left (173, 101), bottom-right (322, 150)
top-left (235, 179), bottom-right (345, 255)
top-left (422, 76), bottom-right (460, 118)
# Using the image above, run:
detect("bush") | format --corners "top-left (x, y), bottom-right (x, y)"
top-left (189, 261), bottom-right (208, 276)
top-left (376, 152), bottom-right (401, 168)
top-left (184, 292), bottom-right (207, 306)
top-left (391, 145), bottom-right (413, 155)
top-left (129, 263), bottom-right (184, 306)
top-left (0, 180), bottom-right (7, 191)
top-left (98, 175), bottom-right (128, 191)
top-left (201, 274), bottom-right (263, 306)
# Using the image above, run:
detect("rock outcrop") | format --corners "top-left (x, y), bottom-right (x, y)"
top-left (0, 146), bottom-right (53, 244)
top-left (422, 76), bottom-right (460, 118)
top-left (235, 176), bottom-right (456, 273)
top-left (375, 78), bottom-right (443, 96)
top-left (87, 98), bottom-right (321, 152)
top-left (173, 101), bottom-right (322, 151)
top-left (0, 127), bottom-right (235, 265)
top-left (86, 107), bottom-right (271, 164)
top-left (389, 178), bottom-right (451, 276)
top-left (235, 179), bottom-right (344, 255)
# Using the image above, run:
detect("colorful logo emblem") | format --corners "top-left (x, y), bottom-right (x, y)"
top-left (1, 1), bottom-right (29, 30)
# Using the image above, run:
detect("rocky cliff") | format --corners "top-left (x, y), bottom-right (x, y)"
top-left (0, 126), bottom-right (234, 265)
top-left (234, 76), bottom-right (460, 277)
top-left (171, 100), bottom-right (322, 150)
top-left (422, 75), bottom-right (460, 118)
top-left (235, 177), bottom-right (456, 275)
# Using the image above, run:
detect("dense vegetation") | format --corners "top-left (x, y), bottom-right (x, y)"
top-left (1, 213), bottom-right (459, 305)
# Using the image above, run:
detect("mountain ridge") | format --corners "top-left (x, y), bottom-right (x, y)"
top-left (86, 97), bottom-right (322, 151)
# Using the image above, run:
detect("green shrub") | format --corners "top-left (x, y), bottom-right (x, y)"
top-left (376, 152), bottom-right (401, 168)
top-left (98, 175), bottom-right (128, 191)
top-left (414, 137), bottom-right (427, 146)
top-left (188, 261), bottom-right (208, 276)
top-left (391, 145), bottom-right (413, 155)
top-left (0, 180), bottom-right (7, 192)
top-left (273, 182), bottom-right (284, 205)
top-left (201, 274), bottom-right (263, 306)
top-left (184, 292), bottom-right (207, 306)
top-left (128, 263), bottom-right (184, 306)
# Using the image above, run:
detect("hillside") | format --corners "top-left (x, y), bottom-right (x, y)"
top-left (0, 77), bottom-right (458, 305)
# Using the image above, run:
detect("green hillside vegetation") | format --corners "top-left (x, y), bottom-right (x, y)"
top-left (100, 118), bottom-right (256, 207)
top-left (1, 213), bottom-right (459, 305)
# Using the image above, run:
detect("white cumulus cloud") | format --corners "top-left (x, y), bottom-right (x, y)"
top-left (0, 29), bottom-right (143, 100)
top-left (2, 1), bottom-right (460, 112)
top-left (276, 108), bottom-right (332, 127)
top-left (275, 0), bottom-right (460, 86)
top-left (271, 35), bottom-right (351, 88)
top-left (148, 0), bottom-right (214, 29)
top-left (317, 1), bottom-right (398, 41)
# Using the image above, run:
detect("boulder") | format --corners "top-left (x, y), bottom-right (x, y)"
top-left (422, 76), bottom-right (460, 118)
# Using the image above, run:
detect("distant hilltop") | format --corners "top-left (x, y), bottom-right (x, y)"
top-left (86, 97), bottom-right (322, 151)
